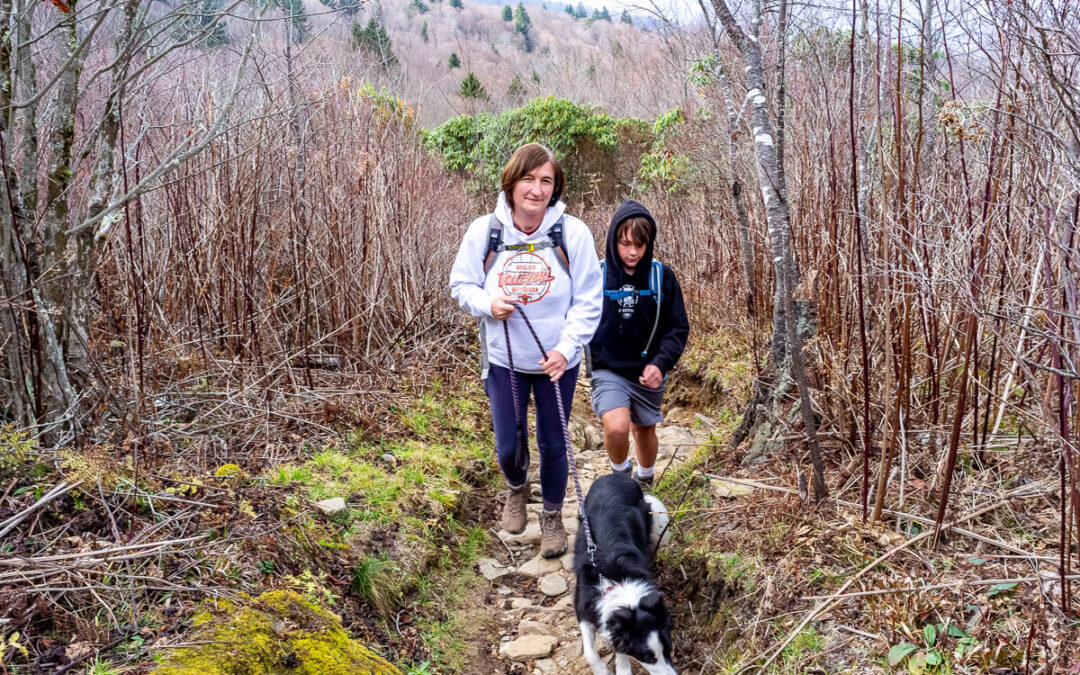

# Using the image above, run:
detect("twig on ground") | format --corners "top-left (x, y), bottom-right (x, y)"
top-left (0, 481), bottom-right (83, 538)
top-left (803, 575), bottom-right (1080, 600)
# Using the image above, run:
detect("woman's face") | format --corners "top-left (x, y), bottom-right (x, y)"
top-left (511, 161), bottom-right (556, 222)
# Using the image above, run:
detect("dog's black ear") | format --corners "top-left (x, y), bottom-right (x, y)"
top-left (639, 590), bottom-right (665, 614)
top-left (606, 607), bottom-right (635, 631)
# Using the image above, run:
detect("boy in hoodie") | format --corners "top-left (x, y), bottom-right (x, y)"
top-left (589, 200), bottom-right (689, 487)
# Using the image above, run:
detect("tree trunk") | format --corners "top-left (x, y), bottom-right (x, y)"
top-left (710, 0), bottom-right (828, 500)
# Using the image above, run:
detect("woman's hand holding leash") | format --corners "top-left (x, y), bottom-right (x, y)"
top-left (491, 294), bottom-right (517, 320)
top-left (639, 364), bottom-right (663, 389)
top-left (539, 350), bottom-right (568, 382)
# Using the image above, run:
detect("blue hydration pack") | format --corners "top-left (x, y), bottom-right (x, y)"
top-left (600, 259), bottom-right (664, 358)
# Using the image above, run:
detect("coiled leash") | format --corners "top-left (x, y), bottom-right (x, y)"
top-left (502, 302), bottom-right (598, 567)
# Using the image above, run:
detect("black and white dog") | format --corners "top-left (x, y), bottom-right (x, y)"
top-left (573, 473), bottom-right (677, 675)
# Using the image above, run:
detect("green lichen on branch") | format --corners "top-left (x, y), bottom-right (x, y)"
top-left (153, 590), bottom-right (401, 675)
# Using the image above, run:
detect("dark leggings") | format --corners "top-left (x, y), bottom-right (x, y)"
top-left (485, 364), bottom-right (579, 510)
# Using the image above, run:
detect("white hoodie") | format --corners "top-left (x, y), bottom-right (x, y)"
top-left (449, 193), bottom-right (603, 375)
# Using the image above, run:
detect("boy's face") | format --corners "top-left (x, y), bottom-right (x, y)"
top-left (617, 234), bottom-right (647, 273)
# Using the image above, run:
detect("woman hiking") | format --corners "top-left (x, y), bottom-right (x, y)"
top-left (449, 143), bottom-right (603, 558)
top-left (589, 200), bottom-right (689, 487)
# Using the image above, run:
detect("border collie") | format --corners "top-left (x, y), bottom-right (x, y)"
top-left (573, 473), bottom-right (677, 675)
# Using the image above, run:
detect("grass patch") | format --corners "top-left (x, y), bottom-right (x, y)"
top-left (780, 625), bottom-right (826, 664)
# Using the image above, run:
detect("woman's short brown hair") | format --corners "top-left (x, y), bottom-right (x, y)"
top-left (500, 143), bottom-right (566, 210)
top-left (616, 216), bottom-right (653, 247)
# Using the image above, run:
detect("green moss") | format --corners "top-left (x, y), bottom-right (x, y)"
top-left (153, 591), bottom-right (401, 675)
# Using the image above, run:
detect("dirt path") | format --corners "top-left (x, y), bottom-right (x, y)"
top-left (469, 415), bottom-right (709, 674)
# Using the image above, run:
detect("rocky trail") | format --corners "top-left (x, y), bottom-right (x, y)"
top-left (468, 414), bottom-right (710, 675)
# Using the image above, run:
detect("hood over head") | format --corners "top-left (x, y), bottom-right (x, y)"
top-left (604, 200), bottom-right (657, 289)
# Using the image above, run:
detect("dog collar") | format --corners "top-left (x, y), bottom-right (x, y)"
top-left (599, 574), bottom-right (618, 595)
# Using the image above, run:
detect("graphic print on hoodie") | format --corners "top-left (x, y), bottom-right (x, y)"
top-left (498, 249), bottom-right (555, 305)
top-left (588, 200), bottom-right (690, 381)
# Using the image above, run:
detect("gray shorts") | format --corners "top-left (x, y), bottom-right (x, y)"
top-left (590, 369), bottom-right (667, 427)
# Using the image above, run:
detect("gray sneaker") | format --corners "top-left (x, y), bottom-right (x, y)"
top-left (633, 471), bottom-right (654, 490)
top-left (502, 485), bottom-right (528, 534)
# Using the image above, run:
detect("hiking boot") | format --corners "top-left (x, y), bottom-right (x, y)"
top-left (502, 485), bottom-right (528, 534)
top-left (633, 471), bottom-right (654, 490)
top-left (539, 510), bottom-right (567, 558)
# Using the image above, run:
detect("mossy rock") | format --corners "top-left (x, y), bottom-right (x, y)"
top-left (153, 590), bottom-right (401, 675)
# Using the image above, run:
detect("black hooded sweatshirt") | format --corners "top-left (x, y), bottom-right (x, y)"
top-left (588, 200), bottom-right (689, 381)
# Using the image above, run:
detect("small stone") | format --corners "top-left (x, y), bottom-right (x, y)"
top-left (500, 521), bottom-right (542, 545)
top-left (510, 598), bottom-right (534, 609)
top-left (560, 552), bottom-right (574, 572)
top-left (534, 658), bottom-right (558, 674)
top-left (583, 425), bottom-right (603, 451)
top-left (380, 453), bottom-right (396, 464)
top-left (695, 413), bottom-right (717, 429)
top-left (499, 634), bottom-right (558, 661)
top-left (529, 484), bottom-right (544, 502)
top-left (518, 554), bottom-right (563, 578)
top-left (315, 497), bottom-right (347, 517)
top-left (497, 586), bottom-right (513, 595)
top-left (711, 479), bottom-right (753, 498)
top-left (656, 424), bottom-right (697, 449)
top-left (519, 619), bottom-right (548, 635)
top-left (539, 574), bottom-right (568, 597)
top-left (477, 558), bottom-right (513, 581)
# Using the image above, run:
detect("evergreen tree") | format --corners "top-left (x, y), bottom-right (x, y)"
top-left (318, 0), bottom-right (360, 15)
top-left (177, 0), bottom-right (229, 48)
top-left (507, 74), bottom-right (527, 102)
top-left (574, 2), bottom-right (586, 18)
top-left (280, 0), bottom-right (311, 42)
top-left (502, 4), bottom-right (513, 20)
top-left (420, 20), bottom-right (429, 42)
top-left (449, 0), bottom-right (463, 8)
top-left (514, 2), bottom-right (531, 32)
top-left (531, 69), bottom-right (540, 84)
top-left (565, 4), bottom-right (575, 18)
top-left (351, 18), bottom-right (398, 69)
top-left (514, 1), bottom-right (533, 51)
top-left (458, 72), bottom-right (490, 101)
top-left (448, 52), bottom-right (461, 68)
top-left (409, 0), bottom-right (430, 14)
top-left (600, 6), bottom-right (612, 20)
top-left (620, 9), bottom-right (632, 24)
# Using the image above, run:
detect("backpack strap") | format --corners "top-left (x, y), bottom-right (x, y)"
top-left (640, 261), bottom-right (663, 358)
top-left (482, 215), bottom-right (570, 276)
top-left (547, 217), bottom-right (571, 276)
top-left (482, 214), bottom-right (503, 275)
